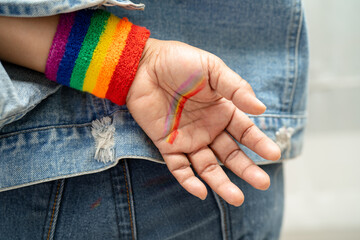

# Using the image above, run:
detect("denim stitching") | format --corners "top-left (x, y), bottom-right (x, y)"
top-left (0, 112), bottom-right (305, 140)
top-left (282, 1), bottom-right (293, 112)
top-left (0, 109), bottom-right (130, 139)
top-left (46, 179), bottom-right (65, 240)
top-left (46, 181), bottom-right (60, 240)
top-left (124, 159), bottom-right (138, 240)
top-left (249, 114), bottom-right (306, 119)
top-left (0, 122), bottom-right (92, 139)
top-left (0, 156), bottom-right (165, 193)
top-left (288, 6), bottom-right (304, 112)
top-left (110, 167), bottom-right (123, 238)
top-left (212, 190), bottom-right (229, 240)
top-left (219, 198), bottom-right (229, 240)
top-left (121, 160), bottom-right (135, 240)
top-left (282, 0), bottom-right (302, 112)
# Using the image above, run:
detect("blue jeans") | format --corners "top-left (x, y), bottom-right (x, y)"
top-left (0, 160), bottom-right (284, 240)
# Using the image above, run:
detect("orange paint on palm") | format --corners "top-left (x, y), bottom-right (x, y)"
top-left (165, 74), bottom-right (206, 144)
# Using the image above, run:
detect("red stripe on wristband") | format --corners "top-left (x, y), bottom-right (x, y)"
top-left (105, 24), bottom-right (150, 105)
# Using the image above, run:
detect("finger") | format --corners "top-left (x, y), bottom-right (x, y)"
top-left (209, 59), bottom-right (266, 115)
top-left (163, 153), bottom-right (208, 200)
top-left (188, 146), bottom-right (244, 206)
top-left (227, 109), bottom-right (281, 161)
top-left (210, 131), bottom-right (270, 190)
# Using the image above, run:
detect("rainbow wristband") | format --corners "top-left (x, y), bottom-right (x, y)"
top-left (45, 10), bottom-right (150, 105)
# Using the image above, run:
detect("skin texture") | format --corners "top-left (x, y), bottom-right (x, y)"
top-left (0, 15), bottom-right (59, 72)
top-left (0, 16), bottom-right (281, 207)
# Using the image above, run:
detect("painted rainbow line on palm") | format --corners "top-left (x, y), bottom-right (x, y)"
top-left (164, 72), bottom-right (206, 144)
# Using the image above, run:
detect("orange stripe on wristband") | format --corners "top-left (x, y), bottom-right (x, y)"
top-left (91, 18), bottom-right (133, 98)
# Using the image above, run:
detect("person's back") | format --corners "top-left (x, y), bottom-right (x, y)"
top-left (0, 0), bottom-right (308, 239)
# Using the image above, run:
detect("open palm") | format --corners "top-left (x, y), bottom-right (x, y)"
top-left (126, 39), bottom-right (281, 206)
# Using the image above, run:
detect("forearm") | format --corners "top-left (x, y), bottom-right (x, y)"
top-left (0, 10), bottom-right (150, 106)
top-left (0, 15), bottom-right (59, 72)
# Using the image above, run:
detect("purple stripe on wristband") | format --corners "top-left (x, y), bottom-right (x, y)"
top-left (45, 12), bottom-right (76, 81)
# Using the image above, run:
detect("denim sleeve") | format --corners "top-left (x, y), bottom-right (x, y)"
top-left (0, 0), bottom-right (145, 17)
top-left (0, 0), bottom-right (146, 128)
top-left (0, 62), bottom-right (61, 129)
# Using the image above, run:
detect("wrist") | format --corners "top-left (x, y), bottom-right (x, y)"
top-left (0, 15), bottom-right (59, 72)
top-left (127, 38), bottom-right (159, 103)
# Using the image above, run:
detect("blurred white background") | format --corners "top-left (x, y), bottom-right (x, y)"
top-left (281, 0), bottom-right (360, 239)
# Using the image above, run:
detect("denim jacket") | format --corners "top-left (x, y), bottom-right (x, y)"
top-left (0, 0), bottom-right (309, 192)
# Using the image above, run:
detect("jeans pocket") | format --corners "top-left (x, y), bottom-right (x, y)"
top-left (0, 179), bottom-right (64, 239)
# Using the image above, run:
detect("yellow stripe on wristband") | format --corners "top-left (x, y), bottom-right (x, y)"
top-left (82, 14), bottom-right (120, 93)
top-left (92, 18), bottom-right (133, 98)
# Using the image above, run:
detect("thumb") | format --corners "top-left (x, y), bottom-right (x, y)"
top-left (209, 57), bottom-right (266, 115)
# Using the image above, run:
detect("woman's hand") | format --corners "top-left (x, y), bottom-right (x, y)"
top-left (127, 39), bottom-right (281, 206)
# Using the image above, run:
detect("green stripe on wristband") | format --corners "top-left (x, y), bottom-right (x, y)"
top-left (70, 10), bottom-right (111, 90)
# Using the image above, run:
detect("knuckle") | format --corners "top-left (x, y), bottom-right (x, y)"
top-left (240, 124), bottom-right (266, 149)
top-left (169, 164), bottom-right (192, 185)
top-left (239, 163), bottom-right (256, 179)
top-left (239, 123), bottom-right (255, 143)
top-left (223, 148), bottom-right (242, 166)
top-left (208, 55), bottom-right (221, 91)
top-left (170, 164), bottom-right (189, 173)
top-left (229, 87), bottom-right (241, 102)
top-left (198, 162), bottom-right (219, 176)
top-left (251, 135), bottom-right (265, 150)
top-left (229, 79), bottom-right (253, 102)
top-left (238, 77), bottom-right (254, 93)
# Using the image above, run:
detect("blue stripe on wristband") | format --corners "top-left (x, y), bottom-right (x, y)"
top-left (56, 10), bottom-right (93, 86)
